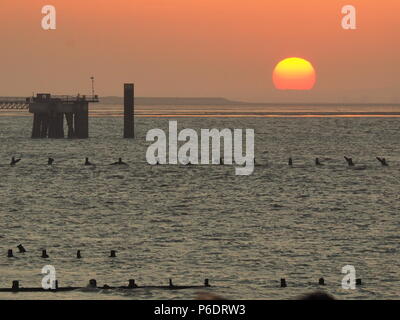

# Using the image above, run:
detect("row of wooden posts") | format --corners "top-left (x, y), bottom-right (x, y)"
top-left (0, 277), bottom-right (363, 293)
top-left (6, 156), bottom-right (393, 167)
top-left (6, 244), bottom-right (117, 259)
top-left (0, 279), bottom-right (211, 293)
top-left (3, 245), bottom-right (363, 292)
top-left (280, 277), bottom-right (362, 287)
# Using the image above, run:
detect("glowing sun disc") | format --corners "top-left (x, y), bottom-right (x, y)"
top-left (273, 57), bottom-right (316, 90)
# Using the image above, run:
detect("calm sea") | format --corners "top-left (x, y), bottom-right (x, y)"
top-left (0, 104), bottom-right (399, 299)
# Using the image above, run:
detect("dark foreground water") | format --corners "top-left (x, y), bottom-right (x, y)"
top-left (0, 115), bottom-right (399, 299)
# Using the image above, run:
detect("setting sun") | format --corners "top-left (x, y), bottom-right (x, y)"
top-left (273, 57), bottom-right (316, 90)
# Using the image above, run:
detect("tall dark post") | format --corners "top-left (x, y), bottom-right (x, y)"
top-left (124, 83), bottom-right (134, 138)
top-left (81, 102), bottom-right (89, 139)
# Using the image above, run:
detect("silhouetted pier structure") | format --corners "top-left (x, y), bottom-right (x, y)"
top-left (0, 93), bottom-right (99, 139)
top-left (0, 83), bottom-right (134, 139)
top-left (30, 94), bottom-right (99, 139)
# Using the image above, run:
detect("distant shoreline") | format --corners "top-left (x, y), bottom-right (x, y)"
top-left (1, 95), bottom-right (400, 106)
top-left (100, 96), bottom-right (400, 106)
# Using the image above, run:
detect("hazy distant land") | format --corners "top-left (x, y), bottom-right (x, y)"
top-left (100, 96), bottom-right (400, 107)
top-left (100, 97), bottom-right (241, 105)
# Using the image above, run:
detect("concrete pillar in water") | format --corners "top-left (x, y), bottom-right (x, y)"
top-left (40, 114), bottom-right (49, 138)
top-left (47, 103), bottom-right (64, 139)
top-left (60, 113), bottom-right (65, 138)
top-left (123, 83), bottom-right (134, 138)
top-left (80, 102), bottom-right (89, 138)
top-left (48, 112), bottom-right (57, 138)
top-left (52, 113), bottom-right (64, 138)
top-left (74, 103), bottom-right (89, 139)
top-left (74, 112), bottom-right (80, 138)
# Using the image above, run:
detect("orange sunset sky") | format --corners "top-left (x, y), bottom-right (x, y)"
top-left (0, 0), bottom-right (399, 103)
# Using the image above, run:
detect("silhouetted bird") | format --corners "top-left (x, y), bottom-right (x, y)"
top-left (288, 158), bottom-right (293, 166)
top-left (344, 156), bottom-right (355, 167)
top-left (315, 158), bottom-right (323, 166)
top-left (111, 158), bottom-right (127, 165)
top-left (48, 158), bottom-right (54, 165)
top-left (376, 157), bottom-right (388, 166)
top-left (10, 157), bottom-right (21, 166)
top-left (84, 157), bottom-right (93, 166)
top-left (17, 244), bottom-right (26, 253)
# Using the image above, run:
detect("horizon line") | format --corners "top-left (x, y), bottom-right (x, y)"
top-left (1, 95), bottom-right (400, 106)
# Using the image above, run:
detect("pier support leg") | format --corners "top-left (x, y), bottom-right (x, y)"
top-left (48, 113), bottom-right (56, 138)
top-left (48, 113), bottom-right (65, 139)
top-left (74, 112), bottom-right (80, 138)
top-left (57, 113), bottom-right (65, 138)
top-left (40, 114), bottom-right (49, 138)
top-left (32, 113), bottom-right (41, 138)
top-left (32, 112), bottom-right (64, 139)
top-left (65, 113), bottom-right (75, 138)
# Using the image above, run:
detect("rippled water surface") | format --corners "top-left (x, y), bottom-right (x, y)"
top-left (0, 114), bottom-right (399, 299)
